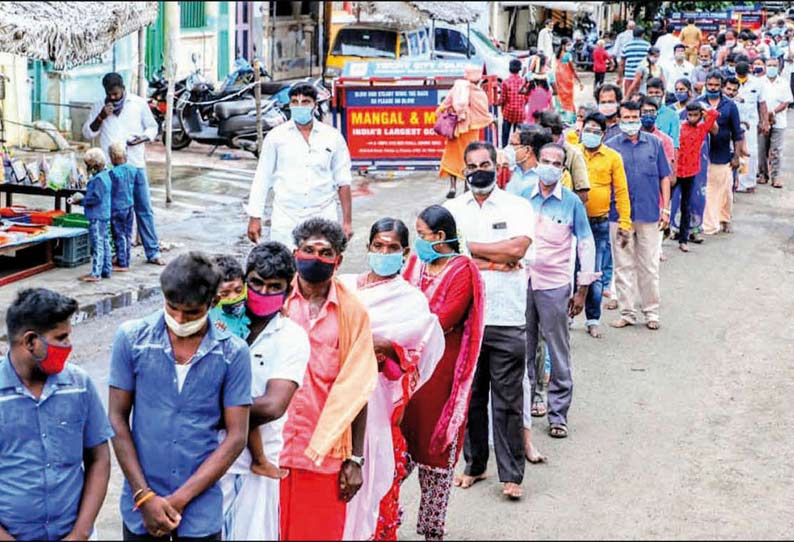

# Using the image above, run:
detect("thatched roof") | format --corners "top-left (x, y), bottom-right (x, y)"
top-left (0, 2), bottom-right (158, 69)
top-left (362, 2), bottom-right (479, 28)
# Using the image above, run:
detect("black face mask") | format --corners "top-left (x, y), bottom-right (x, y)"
top-left (296, 256), bottom-right (336, 283)
top-left (466, 169), bottom-right (496, 190)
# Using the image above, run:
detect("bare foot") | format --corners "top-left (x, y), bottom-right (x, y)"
top-left (678, 243), bottom-right (689, 253)
top-left (523, 428), bottom-right (547, 464)
top-left (146, 257), bottom-right (167, 266)
top-left (453, 473), bottom-right (487, 489)
top-left (721, 222), bottom-right (733, 234)
top-left (251, 461), bottom-right (289, 479)
top-left (113, 266), bottom-right (130, 272)
top-left (605, 299), bottom-right (618, 310)
top-left (79, 275), bottom-right (100, 282)
top-left (502, 482), bottom-right (523, 499)
top-left (587, 324), bottom-right (602, 338)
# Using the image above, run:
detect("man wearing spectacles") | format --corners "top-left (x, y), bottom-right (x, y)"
top-left (515, 143), bottom-right (598, 441)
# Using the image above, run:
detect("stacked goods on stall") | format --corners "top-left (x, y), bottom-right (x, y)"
top-left (1, 151), bottom-right (86, 190)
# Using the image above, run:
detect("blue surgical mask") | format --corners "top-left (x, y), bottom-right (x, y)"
top-left (581, 131), bottom-right (602, 149)
top-left (753, 66), bottom-right (765, 75)
top-left (414, 237), bottom-right (457, 263)
top-left (640, 114), bottom-right (657, 129)
top-left (676, 91), bottom-right (690, 103)
top-left (368, 252), bottom-right (404, 277)
top-left (534, 164), bottom-right (563, 186)
top-left (291, 105), bottom-right (314, 125)
top-left (705, 89), bottom-right (721, 99)
top-left (620, 121), bottom-right (641, 136)
top-left (767, 66), bottom-right (779, 78)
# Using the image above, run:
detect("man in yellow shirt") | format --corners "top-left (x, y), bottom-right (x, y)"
top-left (679, 18), bottom-right (702, 64)
top-left (577, 112), bottom-right (631, 338)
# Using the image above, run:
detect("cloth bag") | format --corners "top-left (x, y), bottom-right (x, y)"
top-left (433, 110), bottom-right (458, 139)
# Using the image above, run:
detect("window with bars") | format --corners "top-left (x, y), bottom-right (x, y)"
top-left (180, 1), bottom-right (206, 29)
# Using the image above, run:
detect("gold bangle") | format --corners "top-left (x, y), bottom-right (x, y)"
top-left (133, 490), bottom-right (156, 512)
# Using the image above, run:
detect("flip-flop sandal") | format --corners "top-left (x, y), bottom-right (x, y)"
top-left (530, 399), bottom-right (548, 418)
top-left (689, 234), bottom-right (704, 244)
top-left (549, 424), bottom-right (568, 439)
top-left (772, 181), bottom-right (783, 189)
top-left (502, 483), bottom-right (523, 500)
top-left (446, 189), bottom-right (457, 199)
top-left (609, 318), bottom-right (633, 328)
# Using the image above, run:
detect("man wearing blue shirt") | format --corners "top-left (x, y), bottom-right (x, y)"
top-left (0, 289), bottom-right (113, 541)
top-left (696, 70), bottom-right (744, 234)
top-left (646, 78), bottom-right (681, 152)
top-left (109, 252), bottom-right (252, 541)
top-left (606, 101), bottom-right (672, 330)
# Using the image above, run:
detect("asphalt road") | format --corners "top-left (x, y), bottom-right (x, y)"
top-left (55, 140), bottom-right (794, 539)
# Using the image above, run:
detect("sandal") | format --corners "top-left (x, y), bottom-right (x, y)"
top-left (587, 324), bottom-right (602, 338)
top-left (678, 243), bottom-right (689, 253)
top-left (689, 233), bottom-right (704, 244)
top-left (646, 321), bottom-right (660, 330)
top-left (446, 189), bottom-right (457, 199)
top-left (772, 180), bottom-right (783, 189)
top-left (530, 399), bottom-right (548, 418)
top-left (502, 482), bottom-right (523, 500)
top-left (549, 424), bottom-right (568, 439)
top-left (609, 317), bottom-right (634, 328)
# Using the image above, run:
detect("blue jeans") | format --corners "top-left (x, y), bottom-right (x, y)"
top-left (112, 207), bottom-right (134, 268)
top-left (585, 219), bottom-right (612, 326)
top-left (133, 168), bottom-right (161, 261)
top-left (89, 219), bottom-right (112, 278)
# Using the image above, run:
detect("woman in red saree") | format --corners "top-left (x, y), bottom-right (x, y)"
top-left (554, 37), bottom-right (584, 125)
top-left (402, 205), bottom-right (485, 541)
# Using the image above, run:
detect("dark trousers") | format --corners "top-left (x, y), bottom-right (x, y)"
top-left (584, 218), bottom-right (612, 325)
top-left (111, 207), bottom-right (134, 268)
top-left (594, 71), bottom-right (606, 87)
top-left (675, 176), bottom-right (695, 243)
top-left (501, 120), bottom-right (517, 147)
top-left (123, 524), bottom-right (220, 542)
top-left (463, 325), bottom-right (526, 484)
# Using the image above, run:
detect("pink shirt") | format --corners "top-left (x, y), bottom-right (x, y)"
top-left (651, 127), bottom-right (675, 168)
top-left (280, 281), bottom-right (343, 474)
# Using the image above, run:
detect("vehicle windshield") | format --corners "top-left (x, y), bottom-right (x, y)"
top-left (332, 28), bottom-right (397, 59)
top-left (471, 29), bottom-right (501, 54)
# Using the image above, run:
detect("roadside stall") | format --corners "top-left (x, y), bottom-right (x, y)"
top-left (0, 2), bottom-right (157, 284)
top-left (332, 59), bottom-right (498, 172)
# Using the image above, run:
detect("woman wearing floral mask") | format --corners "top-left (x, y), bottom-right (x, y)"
top-left (340, 218), bottom-right (445, 541)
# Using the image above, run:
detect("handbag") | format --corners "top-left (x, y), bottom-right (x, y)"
top-left (433, 110), bottom-right (458, 139)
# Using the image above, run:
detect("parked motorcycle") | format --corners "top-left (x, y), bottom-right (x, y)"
top-left (147, 66), bottom-right (192, 149)
top-left (177, 85), bottom-right (288, 157)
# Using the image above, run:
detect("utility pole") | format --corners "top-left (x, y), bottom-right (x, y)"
top-left (137, 27), bottom-right (147, 97)
top-left (163, 1), bottom-right (180, 204)
top-left (254, 58), bottom-right (263, 151)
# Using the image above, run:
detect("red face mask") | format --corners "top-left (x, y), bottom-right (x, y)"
top-left (246, 289), bottom-right (286, 318)
top-left (33, 336), bottom-right (72, 375)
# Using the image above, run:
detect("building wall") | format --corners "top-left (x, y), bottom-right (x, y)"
top-left (0, 53), bottom-right (32, 146)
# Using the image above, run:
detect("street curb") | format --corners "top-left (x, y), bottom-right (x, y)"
top-left (0, 285), bottom-right (163, 344)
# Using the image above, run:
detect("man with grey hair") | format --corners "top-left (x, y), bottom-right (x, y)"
top-left (512, 143), bottom-right (597, 440)
top-left (444, 141), bottom-right (535, 500)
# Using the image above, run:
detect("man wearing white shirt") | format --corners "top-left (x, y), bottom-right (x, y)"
top-left (537, 20), bottom-right (555, 65)
top-left (654, 27), bottom-right (681, 65)
top-left (220, 242), bottom-right (310, 541)
top-left (726, 61), bottom-right (769, 192)
top-left (444, 141), bottom-right (534, 500)
top-left (83, 72), bottom-right (163, 265)
top-left (247, 83), bottom-right (353, 248)
top-left (758, 57), bottom-right (793, 188)
top-left (663, 44), bottom-right (695, 93)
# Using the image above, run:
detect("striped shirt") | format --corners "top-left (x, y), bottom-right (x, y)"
top-left (621, 39), bottom-right (651, 80)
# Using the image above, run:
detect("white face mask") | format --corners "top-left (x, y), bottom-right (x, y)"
top-left (164, 309), bottom-right (208, 338)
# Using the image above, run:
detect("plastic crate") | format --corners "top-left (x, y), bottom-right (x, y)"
top-left (53, 213), bottom-right (89, 229)
top-left (54, 231), bottom-right (91, 268)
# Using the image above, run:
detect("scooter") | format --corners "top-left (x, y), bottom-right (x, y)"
top-left (178, 87), bottom-right (288, 157)
top-left (147, 66), bottom-right (192, 149)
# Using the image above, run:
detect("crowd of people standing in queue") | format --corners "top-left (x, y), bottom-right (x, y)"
top-left (2, 14), bottom-right (793, 542)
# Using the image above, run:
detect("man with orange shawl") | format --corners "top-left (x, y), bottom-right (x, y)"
top-left (279, 218), bottom-right (378, 541)
top-left (438, 65), bottom-right (493, 199)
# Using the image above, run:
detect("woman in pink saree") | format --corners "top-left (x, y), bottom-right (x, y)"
top-left (341, 218), bottom-right (445, 541)
top-left (401, 205), bottom-right (485, 541)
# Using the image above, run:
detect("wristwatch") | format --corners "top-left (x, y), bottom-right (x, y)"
top-left (346, 454), bottom-right (365, 468)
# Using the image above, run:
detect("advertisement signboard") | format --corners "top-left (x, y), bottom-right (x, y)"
top-left (342, 86), bottom-right (449, 165)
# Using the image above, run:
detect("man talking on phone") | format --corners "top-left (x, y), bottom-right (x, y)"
top-left (83, 72), bottom-right (164, 265)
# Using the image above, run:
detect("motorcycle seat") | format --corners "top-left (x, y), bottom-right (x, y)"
top-left (214, 99), bottom-right (256, 121)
